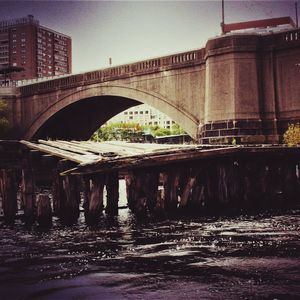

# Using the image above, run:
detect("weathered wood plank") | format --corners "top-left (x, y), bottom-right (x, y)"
top-left (20, 140), bottom-right (94, 163)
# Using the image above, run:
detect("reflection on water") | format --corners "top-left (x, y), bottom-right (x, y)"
top-left (0, 179), bottom-right (299, 300)
top-left (0, 208), bottom-right (299, 300)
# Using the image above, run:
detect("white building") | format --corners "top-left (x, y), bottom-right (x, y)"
top-left (107, 104), bottom-right (175, 129)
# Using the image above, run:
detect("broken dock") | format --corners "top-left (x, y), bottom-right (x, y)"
top-left (1, 139), bottom-right (300, 226)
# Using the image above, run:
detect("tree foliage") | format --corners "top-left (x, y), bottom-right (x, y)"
top-left (91, 122), bottom-right (186, 142)
top-left (91, 122), bottom-right (144, 142)
top-left (283, 123), bottom-right (300, 147)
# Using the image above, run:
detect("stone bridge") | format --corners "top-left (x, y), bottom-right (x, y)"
top-left (1, 28), bottom-right (300, 143)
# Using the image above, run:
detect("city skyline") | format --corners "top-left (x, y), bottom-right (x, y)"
top-left (0, 0), bottom-right (298, 74)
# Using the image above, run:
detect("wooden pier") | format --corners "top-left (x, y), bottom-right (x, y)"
top-left (1, 139), bottom-right (300, 226)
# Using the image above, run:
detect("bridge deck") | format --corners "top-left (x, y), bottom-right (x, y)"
top-left (19, 140), bottom-right (300, 176)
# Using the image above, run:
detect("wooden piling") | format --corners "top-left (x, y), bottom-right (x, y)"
top-left (62, 174), bottom-right (80, 224)
top-left (106, 171), bottom-right (119, 215)
top-left (188, 165), bottom-right (205, 211)
top-left (282, 158), bottom-right (298, 208)
top-left (83, 174), bottom-right (105, 224)
top-left (125, 169), bottom-right (159, 215)
top-left (125, 172), bottom-right (133, 210)
top-left (52, 167), bottom-right (65, 216)
top-left (179, 176), bottom-right (196, 208)
top-left (0, 169), bottom-right (17, 224)
top-left (36, 193), bottom-right (52, 226)
top-left (162, 168), bottom-right (180, 212)
top-left (143, 169), bottom-right (159, 213)
top-left (20, 168), bottom-right (36, 224)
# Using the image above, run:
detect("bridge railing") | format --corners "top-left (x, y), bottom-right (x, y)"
top-left (261, 28), bottom-right (300, 47)
top-left (18, 48), bottom-right (206, 96)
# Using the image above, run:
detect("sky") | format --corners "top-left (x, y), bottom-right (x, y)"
top-left (0, 0), bottom-right (298, 74)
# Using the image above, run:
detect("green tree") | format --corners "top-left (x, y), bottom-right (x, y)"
top-left (0, 99), bottom-right (10, 138)
top-left (283, 123), bottom-right (300, 147)
top-left (91, 122), bottom-right (144, 142)
top-left (171, 123), bottom-right (186, 135)
top-left (152, 127), bottom-right (171, 137)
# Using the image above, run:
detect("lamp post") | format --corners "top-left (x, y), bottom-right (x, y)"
top-left (221, 0), bottom-right (225, 34)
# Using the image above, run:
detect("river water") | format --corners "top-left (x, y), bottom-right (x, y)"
top-left (0, 182), bottom-right (299, 300)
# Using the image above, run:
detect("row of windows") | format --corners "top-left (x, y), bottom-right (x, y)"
top-left (54, 49), bottom-right (67, 56)
top-left (54, 54), bottom-right (67, 62)
top-left (124, 111), bottom-right (149, 115)
top-left (55, 66), bottom-right (67, 72)
top-left (38, 29), bottom-right (52, 36)
top-left (12, 37), bottom-right (26, 42)
top-left (55, 60), bottom-right (68, 67)
top-left (38, 61), bottom-right (53, 67)
top-left (54, 44), bottom-right (66, 51)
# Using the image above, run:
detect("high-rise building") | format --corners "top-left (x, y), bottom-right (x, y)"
top-left (0, 15), bottom-right (71, 84)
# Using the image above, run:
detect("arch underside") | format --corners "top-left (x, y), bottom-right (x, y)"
top-left (27, 85), bottom-right (198, 141)
top-left (33, 96), bottom-right (141, 140)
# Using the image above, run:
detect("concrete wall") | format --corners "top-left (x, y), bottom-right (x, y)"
top-left (200, 29), bottom-right (300, 144)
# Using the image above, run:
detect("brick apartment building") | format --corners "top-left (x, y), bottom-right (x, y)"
top-left (0, 15), bottom-right (71, 83)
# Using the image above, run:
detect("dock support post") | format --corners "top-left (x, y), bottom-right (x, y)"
top-left (52, 167), bottom-right (65, 216)
top-left (21, 168), bottom-right (36, 224)
top-left (125, 172), bottom-right (135, 210)
top-left (62, 174), bottom-right (80, 224)
top-left (162, 168), bottom-right (180, 213)
top-left (126, 171), bottom-right (147, 214)
top-left (282, 158), bottom-right (298, 208)
top-left (106, 171), bottom-right (119, 215)
top-left (125, 169), bottom-right (159, 216)
top-left (144, 169), bottom-right (159, 213)
top-left (0, 169), bottom-right (17, 224)
top-left (36, 193), bottom-right (52, 226)
top-left (83, 174), bottom-right (105, 224)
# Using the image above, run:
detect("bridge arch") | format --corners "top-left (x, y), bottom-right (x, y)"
top-left (24, 84), bottom-right (198, 140)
